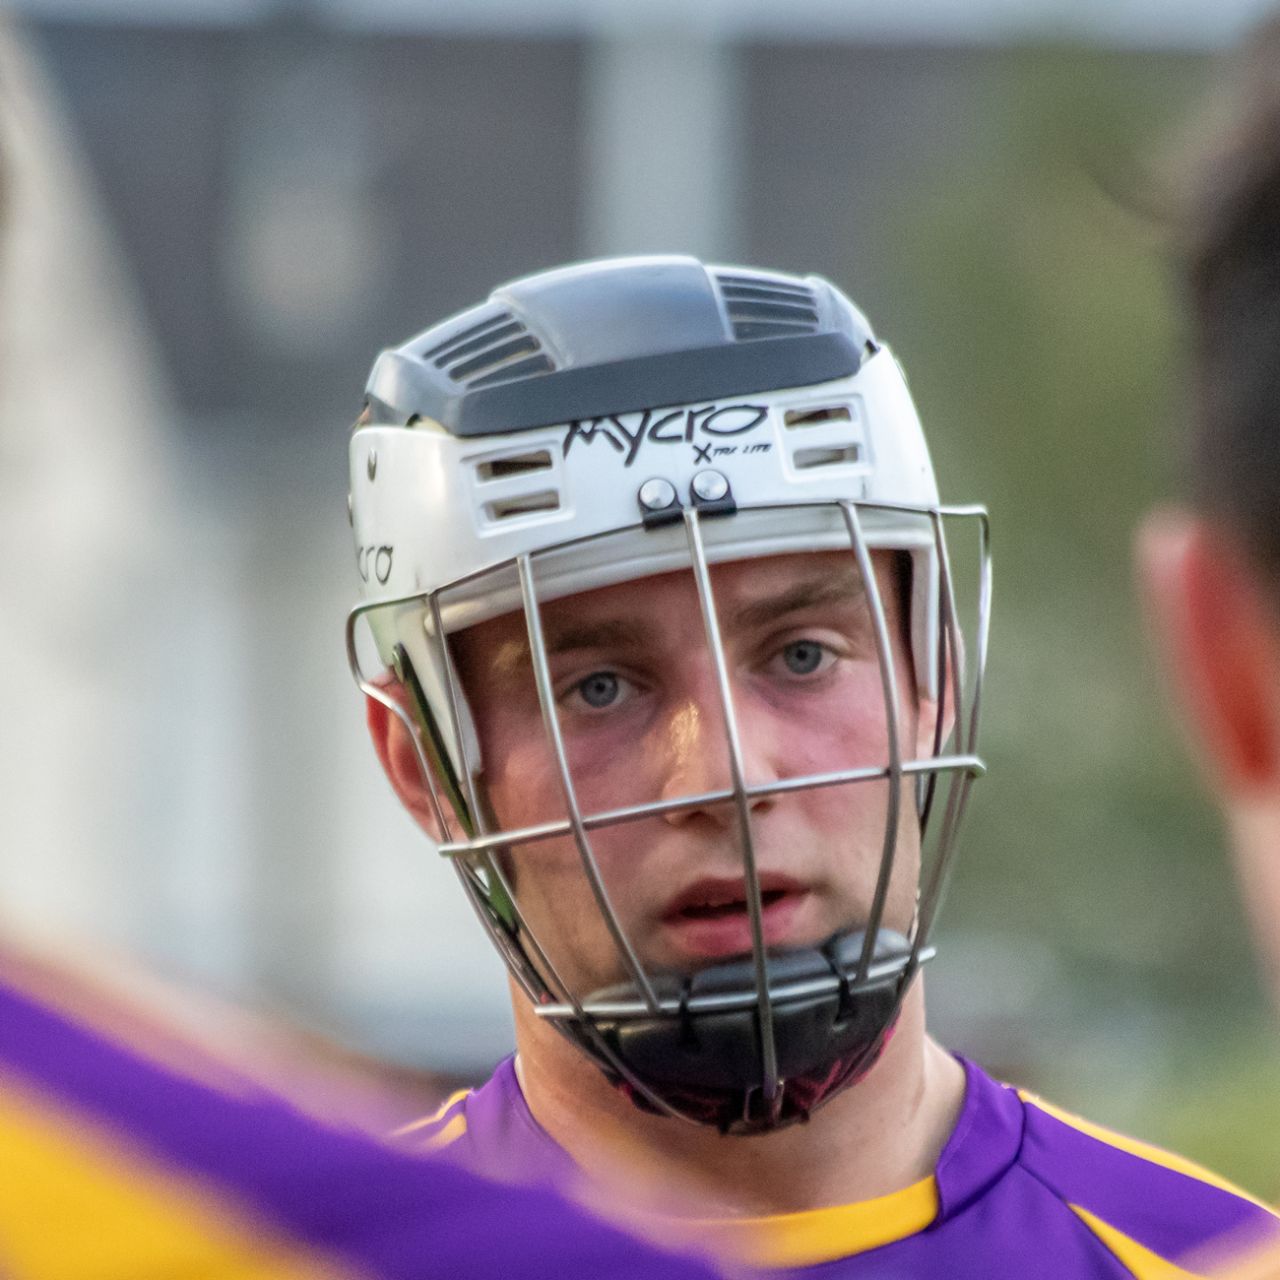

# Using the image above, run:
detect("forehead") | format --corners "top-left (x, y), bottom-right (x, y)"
top-left (452, 549), bottom-right (899, 669)
top-left (552, 549), bottom-right (869, 621)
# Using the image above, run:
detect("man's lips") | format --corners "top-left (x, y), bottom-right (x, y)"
top-left (660, 874), bottom-right (811, 958)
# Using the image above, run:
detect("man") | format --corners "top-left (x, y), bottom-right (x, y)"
top-left (0, 939), bottom-right (724, 1278)
top-left (1138, 15), bottom-right (1280, 1016)
top-left (350, 254), bottom-right (1279, 1276)
top-left (1135, 19), bottom-right (1280, 1277)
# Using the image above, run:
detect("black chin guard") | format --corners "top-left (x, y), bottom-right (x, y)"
top-left (571, 928), bottom-right (918, 1134)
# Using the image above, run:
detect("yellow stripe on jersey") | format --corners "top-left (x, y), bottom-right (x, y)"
top-left (1072, 1205), bottom-right (1205, 1279)
top-left (0, 1085), bottom-right (357, 1280)
top-left (1020, 1092), bottom-right (1279, 1217)
top-left (421, 1112), bottom-right (468, 1153)
top-left (681, 1173), bottom-right (938, 1269)
top-left (394, 1088), bottom-right (471, 1140)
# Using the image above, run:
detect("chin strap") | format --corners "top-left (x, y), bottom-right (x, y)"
top-left (564, 928), bottom-right (920, 1135)
top-left (614, 1021), bottom-right (898, 1134)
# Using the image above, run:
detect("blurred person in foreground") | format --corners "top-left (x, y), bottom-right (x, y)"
top-left (1138, 14), bottom-right (1280, 1278)
top-left (0, 939), bottom-right (725, 1278)
top-left (349, 254), bottom-right (1279, 1276)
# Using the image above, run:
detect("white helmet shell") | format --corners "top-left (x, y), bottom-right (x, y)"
top-left (351, 258), bottom-right (944, 777)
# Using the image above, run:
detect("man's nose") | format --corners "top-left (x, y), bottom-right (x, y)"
top-left (656, 679), bottom-right (778, 829)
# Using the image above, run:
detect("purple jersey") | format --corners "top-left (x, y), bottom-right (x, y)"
top-left (0, 960), bottom-right (720, 1280)
top-left (407, 1055), bottom-right (1280, 1278)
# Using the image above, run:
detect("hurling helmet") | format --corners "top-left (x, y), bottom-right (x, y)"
top-left (347, 256), bottom-right (990, 1133)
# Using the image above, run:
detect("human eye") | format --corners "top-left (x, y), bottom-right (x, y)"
top-left (560, 669), bottom-right (636, 714)
top-left (768, 638), bottom-right (839, 680)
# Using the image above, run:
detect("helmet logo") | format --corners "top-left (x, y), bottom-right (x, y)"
top-left (562, 403), bottom-right (769, 469)
top-left (355, 544), bottom-right (394, 585)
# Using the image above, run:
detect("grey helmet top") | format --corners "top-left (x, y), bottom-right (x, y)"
top-left (363, 255), bottom-right (877, 437)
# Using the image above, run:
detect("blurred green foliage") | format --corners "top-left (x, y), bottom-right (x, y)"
top-left (1135, 1032), bottom-right (1280, 1201)
top-left (864, 45), bottom-right (1279, 1190)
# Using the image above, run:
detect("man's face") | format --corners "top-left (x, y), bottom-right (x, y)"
top-left (1138, 513), bottom-right (1280, 1009)
top-left (451, 550), bottom-right (935, 997)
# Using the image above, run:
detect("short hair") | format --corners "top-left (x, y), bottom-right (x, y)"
top-left (1183, 14), bottom-right (1280, 581)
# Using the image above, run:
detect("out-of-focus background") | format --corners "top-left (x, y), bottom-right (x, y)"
top-left (4, 0), bottom-right (1280, 1192)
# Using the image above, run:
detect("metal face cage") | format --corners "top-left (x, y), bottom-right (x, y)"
top-left (347, 498), bottom-right (990, 1134)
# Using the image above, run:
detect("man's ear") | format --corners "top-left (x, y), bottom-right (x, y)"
top-left (365, 690), bottom-right (450, 841)
top-left (1136, 508), bottom-right (1280, 796)
top-left (911, 638), bottom-right (958, 763)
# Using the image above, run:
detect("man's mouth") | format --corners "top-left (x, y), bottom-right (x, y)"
top-left (661, 875), bottom-right (810, 959)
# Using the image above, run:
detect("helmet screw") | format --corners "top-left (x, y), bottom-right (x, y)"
top-left (691, 470), bottom-right (729, 503)
top-left (367, 450), bottom-right (378, 482)
top-left (638, 478), bottom-right (677, 512)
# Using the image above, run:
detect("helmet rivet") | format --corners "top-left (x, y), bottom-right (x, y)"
top-left (367, 450), bottom-right (378, 482)
top-left (691, 469), bottom-right (729, 503)
top-left (638, 477), bottom-right (677, 511)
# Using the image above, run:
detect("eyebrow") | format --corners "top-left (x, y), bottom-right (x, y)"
top-left (543, 619), bottom-right (659, 655)
top-left (723, 571), bottom-right (868, 634)
top-left (541, 568), bottom-right (868, 656)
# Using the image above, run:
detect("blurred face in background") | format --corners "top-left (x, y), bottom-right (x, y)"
top-left (1137, 14), bottom-right (1280, 1011)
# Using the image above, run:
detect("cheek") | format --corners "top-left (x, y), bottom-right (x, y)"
top-left (749, 666), bottom-right (905, 778)
top-left (476, 706), bottom-right (561, 828)
top-left (480, 711), bottom-right (650, 879)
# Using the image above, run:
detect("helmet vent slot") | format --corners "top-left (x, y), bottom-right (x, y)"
top-left (782, 399), bottom-right (867, 476)
top-left (784, 405), bottom-right (853, 429)
top-left (483, 491), bottom-right (561, 521)
top-left (450, 336), bottom-right (545, 384)
top-left (715, 272), bottom-right (820, 341)
top-left (421, 310), bottom-right (555, 388)
top-left (475, 450), bottom-right (554, 481)
top-left (423, 312), bottom-right (518, 364)
top-left (793, 444), bottom-right (861, 470)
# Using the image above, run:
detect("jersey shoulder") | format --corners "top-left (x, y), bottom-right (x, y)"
top-left (395, 1087), bottom-right (472, 1154)
top-left (392, 1055), bottom-right (581, 1192)
top-left (1015, 1087), bottom-right (1280, 1275)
